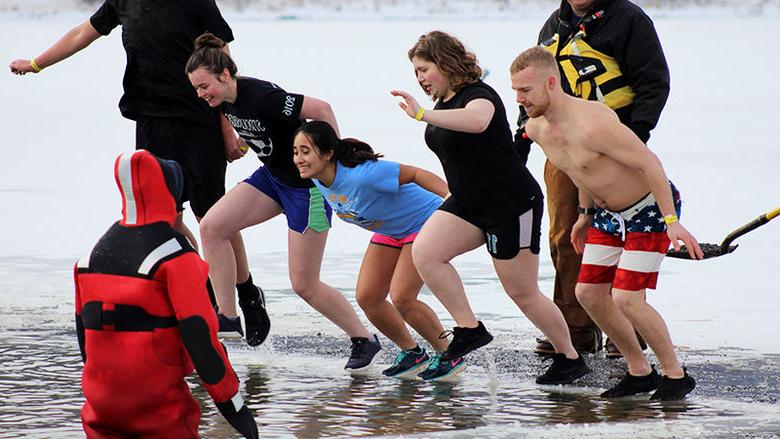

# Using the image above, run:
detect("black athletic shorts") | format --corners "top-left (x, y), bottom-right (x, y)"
top-left (439, 195), bottom-right (543, 259)
top-left (135, 117), bottom-right (226, 217)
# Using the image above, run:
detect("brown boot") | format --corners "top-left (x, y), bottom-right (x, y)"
top-left (534, 328), bottom-right (603, 355)
top-left (572, 328), bottom-right (603, 354)
top-left (605, 331), bottom-right (648, 359)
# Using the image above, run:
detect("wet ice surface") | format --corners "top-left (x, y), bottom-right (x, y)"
top-left (1, 14), bottom-right (780, 438)
top-left (1, 256), bottom-right (779, 438)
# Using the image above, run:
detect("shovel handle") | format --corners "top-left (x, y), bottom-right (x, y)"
top-left (720, 206), bottom-right (780, 252)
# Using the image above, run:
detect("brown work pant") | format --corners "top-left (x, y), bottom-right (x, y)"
top-left (544, 161), bottom-right (599, 342)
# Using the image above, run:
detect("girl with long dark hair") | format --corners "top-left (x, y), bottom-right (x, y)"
top-left (294, 120), bottom-right (454, 379)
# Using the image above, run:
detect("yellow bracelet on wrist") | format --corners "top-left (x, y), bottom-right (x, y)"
top-left (30, 58), bottom-right (42, 73)
top-left (663, 214), bottom-right (679, 225)
top-left (414, 107), bottom-right (426, 121)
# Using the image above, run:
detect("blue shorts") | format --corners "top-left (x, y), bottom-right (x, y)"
top-left (243, 166), bottom-right (332, 234)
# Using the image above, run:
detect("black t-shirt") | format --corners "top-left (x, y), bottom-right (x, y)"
top-left (221, 77), bottom-right (309, 188)
top-left (90, 0), bottom-right (234, 126)
top-left (424, 81), bottom-right (542, 225)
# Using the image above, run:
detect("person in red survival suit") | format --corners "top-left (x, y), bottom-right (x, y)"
top-left (73, 149), bottom-right (258, 438)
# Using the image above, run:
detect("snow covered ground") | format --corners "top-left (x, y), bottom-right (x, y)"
top-left (2, 0), bottom-right (780, 17)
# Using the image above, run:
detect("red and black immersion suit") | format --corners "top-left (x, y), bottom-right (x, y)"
top-left (74, 150), bottom-right (255, 438)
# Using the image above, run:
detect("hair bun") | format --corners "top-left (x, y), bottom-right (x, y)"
top-left (193, 32), bottom-right (225, 50)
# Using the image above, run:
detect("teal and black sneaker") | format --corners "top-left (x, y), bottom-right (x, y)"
top-left (382, 346), bottom-right (430, 378)
top-left (417, 353), bottom-right (465, 381)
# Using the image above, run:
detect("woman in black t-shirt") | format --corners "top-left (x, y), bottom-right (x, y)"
top-left (186, 34), bottom-right (380, 370)
top-left (392, 31), bottom-right (588, 383)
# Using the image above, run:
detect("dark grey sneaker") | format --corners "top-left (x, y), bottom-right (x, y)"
top-left (417, 353), bottom-right (466, 381)
top-left (442, 321), bottom-right (493, 359)
top-left (217, 314), bottom-right (244, 339)
top-left (345, 335), bottom-right (381, 371)
top-left (650, 368), bottom-right (696, 401)
top-left (601, 366), bottom-right (662, 398)
top-left (536, 353), bottom-right (590, 385)
top-left (239, 286), bottom-right (270, 347)
top-left (382, 347), bottom-right (430, 378)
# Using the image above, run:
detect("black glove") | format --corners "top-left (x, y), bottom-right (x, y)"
top-left (216, 396), bottom-right (258, 439)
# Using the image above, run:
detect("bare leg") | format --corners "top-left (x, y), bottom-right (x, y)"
top-left (355, 243), bottom-right (417, 350)
top-left (411, 211), bottom-right (484, 328)
top-left (613, 289), bottom-right (683, 378)
top-left (288, 228), bottom-right (370, 338)
top-left (493, 249), bottom-right (577, 359)
top-left (230, 232), bottom-right (251, 284)
top-left (173, 212), bottom-right (199, 252)
top-left (196, 214), bottom-right (250, 285)
top-left (390, 244), bottom-right (448, 352)
top-left (200, 183), bottom-right (281, 317)
top-left (576, 283), bottom-right (652, 376)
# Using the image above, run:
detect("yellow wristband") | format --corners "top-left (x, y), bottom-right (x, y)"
top-left (30, 58), bottom-right (42, 73)
top-left (664, 214), bottom-right (679, 225)
top-left (414, 107), bottom-right (426, 121)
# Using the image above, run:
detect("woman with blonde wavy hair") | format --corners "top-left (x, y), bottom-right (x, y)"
top-left (392, 31), bottom-right (589, 383)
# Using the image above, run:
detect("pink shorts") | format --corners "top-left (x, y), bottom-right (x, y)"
top-left (370, 232), bottom-right (418, 249)
top-left (577, 228), bottom-right (670, 291)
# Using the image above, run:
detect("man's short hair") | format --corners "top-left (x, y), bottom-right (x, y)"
top-left (510, 46), bottom-right (558, 77)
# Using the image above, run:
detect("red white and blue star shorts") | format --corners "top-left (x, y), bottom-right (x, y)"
top-left (577, 183), bottom-right (681, 291)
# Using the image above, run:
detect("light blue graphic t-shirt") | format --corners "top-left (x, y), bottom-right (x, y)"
top-left (312, 160), bottom-right (442, 238)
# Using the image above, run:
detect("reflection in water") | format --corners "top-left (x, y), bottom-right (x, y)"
top-left (1, 254), bottom-right (778, 437)
top-left (0, 326), bottom-right (778, 438)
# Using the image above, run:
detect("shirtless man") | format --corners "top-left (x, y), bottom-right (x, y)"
top-left (510, 46), bottom-right (702, 400)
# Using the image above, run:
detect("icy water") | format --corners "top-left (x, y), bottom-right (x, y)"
top-left (1, 255), bottom-right (779, 438)
top-left (2, 13), bottom-right (780, 438)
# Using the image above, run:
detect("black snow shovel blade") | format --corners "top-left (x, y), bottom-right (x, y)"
top-left (667, 206), bottom-right (780, 260)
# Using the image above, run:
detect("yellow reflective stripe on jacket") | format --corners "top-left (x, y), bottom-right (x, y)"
top-left (544, 33), bottom-right (635, 111)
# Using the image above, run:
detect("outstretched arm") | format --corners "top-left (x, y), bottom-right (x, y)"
top-left (163, 253), bottom-right (258, 438)
top-left (301, 96), bottom-right (339, 137)
top-left (9, 20), bottom-right (102, 75)
top-left (390, 90), bottom-right (494, 133)
top-left (589, 111), bottom-right (703, 259)
top-left (398, 164), bottom-right (448, 198)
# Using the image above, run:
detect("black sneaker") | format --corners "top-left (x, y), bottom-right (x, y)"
top-left (345, 335), bottom-right (382, 371)
top-left (382, 347), bottom-right (431, 378)
top-left (417, 353), bottom-right (466, 381)
top-left (217, 314), bottom-right (244, 338)
top-left (601, 366), bottom-right (662, 398)
top-left (650, 368), bottom-right (696, 401)
top-left (536, 353), bottom-right (590, 385)
top-left (442, 321), bottom-right (493, 359)
top-left (238, 286), bottom-right (270, 347)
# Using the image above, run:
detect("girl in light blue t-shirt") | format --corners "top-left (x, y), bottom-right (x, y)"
top-left (293, 120), bottom-right (458, 380)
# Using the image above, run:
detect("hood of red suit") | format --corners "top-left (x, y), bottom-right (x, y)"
top-left (114, 150), bottom-right (181, 226)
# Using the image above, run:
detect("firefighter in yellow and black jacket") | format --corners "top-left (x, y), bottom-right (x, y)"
top-left (515, 0), bottom-right (670, 356)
